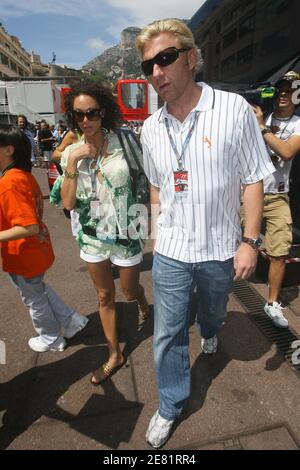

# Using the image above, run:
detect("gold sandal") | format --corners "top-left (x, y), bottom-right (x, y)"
top-left (90, 357), bottom-right (126, 386)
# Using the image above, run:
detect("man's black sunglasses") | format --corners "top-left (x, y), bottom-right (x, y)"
top-left (72, 108), bottom-right (103, 122)
top-left (141, 47), bottom-right (190, 76)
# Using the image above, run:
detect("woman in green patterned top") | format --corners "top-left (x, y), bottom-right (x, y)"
top-left (61, 82), bottom-right (149, 385)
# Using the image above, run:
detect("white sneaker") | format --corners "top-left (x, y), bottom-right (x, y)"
top-left (201, 335), bottom-right (218, 354)
top-left (146, 410), bottom-right (174, 448)
top-left (28, 336), bottom-right (66, 352)
top-left (264, 302), bottom-right (288, 328)
top-left (64, 313), bottom-right (89, 339)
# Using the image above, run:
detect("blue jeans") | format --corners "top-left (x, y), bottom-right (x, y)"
top-left (152, 253), bottom-right (234, 421)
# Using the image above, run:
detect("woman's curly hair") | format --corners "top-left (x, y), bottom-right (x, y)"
top-left (64, 81), bottom-right (122, 132)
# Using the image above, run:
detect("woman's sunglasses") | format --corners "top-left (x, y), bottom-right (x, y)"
top-left (141, 47), bottom-right (190, 76)
top-left (72, 108), bottom-right (104, 122)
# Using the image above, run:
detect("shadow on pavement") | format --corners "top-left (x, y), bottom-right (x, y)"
top-left (279, 285), bottom-right (300, 307)
top-left (0, 307), bottom-right (145, 450)
top-left (180, 309), bottom-right (283, 425)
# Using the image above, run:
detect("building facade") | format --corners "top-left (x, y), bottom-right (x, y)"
top-left (189, 0), bottom-right (300, 83)
top-left (0, 23), bottom-right (32, 78)
top-left (30, 52), bottom-right (50, 77)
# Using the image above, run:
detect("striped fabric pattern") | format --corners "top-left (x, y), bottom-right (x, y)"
top-left (141, 82), bottom-right (275, 263)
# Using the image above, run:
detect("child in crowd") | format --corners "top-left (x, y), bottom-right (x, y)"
top-left (0, 125), bottom-right (88, 352)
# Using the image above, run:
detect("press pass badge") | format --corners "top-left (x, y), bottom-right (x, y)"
top-left (90, 200), bottom-right (101, 218)
top-left (174, 170), bottom-right (189, 195)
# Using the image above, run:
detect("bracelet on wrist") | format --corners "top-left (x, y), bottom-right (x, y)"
top-left (64, 169), bottom-right (79, 179)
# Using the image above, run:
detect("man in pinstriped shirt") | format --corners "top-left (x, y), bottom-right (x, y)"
top-left (136, 19), bottom-right (275, 449)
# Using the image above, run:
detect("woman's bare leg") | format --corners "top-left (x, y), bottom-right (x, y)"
top-left (119, 264), bottom-right (149, 319)
top-left (86, 260), bottom-right (124, 379)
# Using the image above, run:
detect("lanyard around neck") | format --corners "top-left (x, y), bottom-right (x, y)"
top-left (88, 157), bottom-right (100, 197)
top-left (86, 137), bottom-right (107, 197)
top-left (89, 156), bottom-right (113, 197)
top-left (272, 114), bottom-right (294, 140)
top-left (164, 111), bottom-right (200, 170)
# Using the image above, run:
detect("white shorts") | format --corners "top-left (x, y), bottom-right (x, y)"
top-left (80, 250), bottom-right (143, 267)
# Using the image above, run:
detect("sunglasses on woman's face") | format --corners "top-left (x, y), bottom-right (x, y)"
top-left (141, 47), bottom-right (190, 76)
top-left (72, 108), bottom-right (103, 122)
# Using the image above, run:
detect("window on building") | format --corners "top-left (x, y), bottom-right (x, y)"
top-left (0, 52), bottom-right (9, 66)
top-left (230, 6), bottom-right (239, 21)
top-left (244, 0), bottom-right (255, 9)
top-left (239, 13), bottom-right (255, 37)
top-left (10, 60), bottom-right (17, 72)
top-left (215, 42), bottom-right (220, 55)
top-left (223, 11), bottom-right (231, 26)
top-left (214, 65), bottom-right (219, 79)
top-left (260, 28), bottom-right (289, 56)
top-left (221, 54), bottom-right (236, 73)
top-left (202, 30), bottom-right (210, 42)
top-left (265, 0), bottom-right (293, 22)
top-left (237, 44), bottom-right (253, 66)
top-left (5, 43), bottom-right (10, 51)
top-left (216, 22), bottom-right (221, 34)
top-left (223, 28), bottom-right (237, 49)
top-left (18, 67), bottom-right (24, 76)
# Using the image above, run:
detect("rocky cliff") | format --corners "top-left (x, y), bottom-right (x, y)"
top-left (83, 27), bottom-right (143, 82)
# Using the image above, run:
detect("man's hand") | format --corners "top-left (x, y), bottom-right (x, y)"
top-left (233, 243), bottom-right (258, 280)
top-left (252, 104), bottom-right (265, 128)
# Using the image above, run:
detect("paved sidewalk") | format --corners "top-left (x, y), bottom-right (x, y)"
top-left (0, 168), bottom-right (299, 450)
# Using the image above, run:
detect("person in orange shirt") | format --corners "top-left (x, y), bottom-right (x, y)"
top-left (0, 125), bottom-right (88, 352)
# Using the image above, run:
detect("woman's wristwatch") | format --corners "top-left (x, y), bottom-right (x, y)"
top-left (242, 236), bottom-right (262, 250)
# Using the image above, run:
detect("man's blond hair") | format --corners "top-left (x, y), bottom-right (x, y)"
top-left (136, 18), bottom-right (202, 74)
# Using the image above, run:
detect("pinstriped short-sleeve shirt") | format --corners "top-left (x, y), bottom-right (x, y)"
top-left (141, 82), bottom-right (275, 263)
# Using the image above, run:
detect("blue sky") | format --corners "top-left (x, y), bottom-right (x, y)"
top-left (0, 0), bottom-right (205, 69)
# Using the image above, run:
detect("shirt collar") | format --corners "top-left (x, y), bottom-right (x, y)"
top-left (159, 82), bottom-right (215, 122)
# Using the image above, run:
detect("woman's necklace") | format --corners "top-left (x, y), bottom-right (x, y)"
top-left (88, 136), bottom-right (106, 168)
top-left (96, 138), bottom-right (107, 184)
top-left (88, 135), bottom-right (108, 187)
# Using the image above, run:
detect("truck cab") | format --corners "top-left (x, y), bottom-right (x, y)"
top-left (116, 79), bottom-right (161, 122)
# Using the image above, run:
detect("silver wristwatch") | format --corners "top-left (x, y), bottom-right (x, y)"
top-left (242, 236), bottom-right (262, 250)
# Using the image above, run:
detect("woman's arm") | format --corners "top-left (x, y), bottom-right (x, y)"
top-left (150, 184), bottom-right (160, 254)
top-left (52, 131), bottom-right (78, 162)
top-left (61, 143), bottom-right (97, 210)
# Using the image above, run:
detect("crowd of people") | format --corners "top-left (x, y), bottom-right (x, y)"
top-left (15, 115), bottom-right (143, 169)
top-left (0, 18), bottom-right (300, 450)
top-left (16, 116), bottom-right (69, 167)
top-left (122, 120), bottom-right (143, 138)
